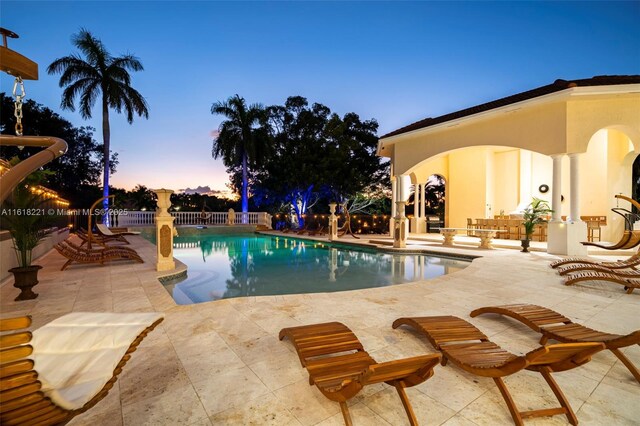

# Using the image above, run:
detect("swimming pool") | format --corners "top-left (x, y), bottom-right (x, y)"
top-left (163, 234), bottom-right (470, 304)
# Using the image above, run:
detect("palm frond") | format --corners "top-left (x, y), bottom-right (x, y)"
top-left (72, 28), bottom-right (111, 67)
top-left (60, 78), bottom-right (96, 113)
top-left (58, 57), bottom-right (100, 87)
top-left (78, 80), bottom-right (101, 119)
top-left (108, 54), bottom-right (144, 72)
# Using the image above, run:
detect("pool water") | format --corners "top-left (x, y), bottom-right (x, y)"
top-left (164, 234), bottom-right (470, 304)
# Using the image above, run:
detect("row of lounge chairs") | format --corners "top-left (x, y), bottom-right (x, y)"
top-left (281, 225), bottom-right (326, 236)
top-left (54, 224), bottom-right (144, 270)
top-left (54, 239), bottom-right (144, 270)
top-left (280, 303), bottom-right (639, 426)
top-left (550, 249), bottom-right (640, 294)
top-left (77, 224), bottom-right (140, 247)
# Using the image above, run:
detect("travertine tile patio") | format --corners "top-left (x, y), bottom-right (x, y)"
top-left (0, 234), bottom-right (638, 425)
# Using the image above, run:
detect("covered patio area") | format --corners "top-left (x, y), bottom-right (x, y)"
top-left (378, 76), bottom-right (640, 255)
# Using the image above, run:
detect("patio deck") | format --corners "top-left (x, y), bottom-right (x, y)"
top-left (0, 234), bottom-right (638, 425)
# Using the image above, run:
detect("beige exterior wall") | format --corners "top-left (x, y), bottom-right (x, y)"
top-left (391, 101), bottom-right (568, 176)
top-left (567, 96), bottom-right (640, 154)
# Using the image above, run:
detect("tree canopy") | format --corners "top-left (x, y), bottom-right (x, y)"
top-left (242, 96), bottom-right (388, 225)
top-left (0, 93), bottom-right (116, 207)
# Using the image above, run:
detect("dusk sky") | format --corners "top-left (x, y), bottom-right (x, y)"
top-left (1, 1), bottom-right (638, 194)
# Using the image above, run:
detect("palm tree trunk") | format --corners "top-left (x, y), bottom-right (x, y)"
top-left (102, 97), bottom-right (111, 226)
top-left (241, 153), bottom-right (248, 218)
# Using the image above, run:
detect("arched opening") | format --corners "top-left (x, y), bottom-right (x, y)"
top-left (582, 128), bottom-right (637, 240)
top-left (424, 174), bottom-right (446, 232)
top-left (406, 174), bottom-right (446, 233)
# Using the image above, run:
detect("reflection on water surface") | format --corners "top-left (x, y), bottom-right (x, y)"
top-left (164, 234), bottom-right (470, 304)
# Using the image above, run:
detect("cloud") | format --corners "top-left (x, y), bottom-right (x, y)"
top-left (179, 186), bottom-right (220, 195)
top-left (178, 186), bottom-right (239, 200)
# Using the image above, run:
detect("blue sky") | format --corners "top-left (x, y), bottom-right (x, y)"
top-left (1, 1), bottom-right (638, 193)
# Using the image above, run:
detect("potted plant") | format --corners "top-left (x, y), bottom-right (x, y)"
top-left (521, 197), bottom-right (553, 252)
top-left (3, 167), bottom-right (52, 300)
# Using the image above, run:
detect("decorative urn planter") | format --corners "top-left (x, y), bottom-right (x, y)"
top-left (521, 238), bottom-right (530, 253)
top-left (9, 265), bottom-right (43, 301)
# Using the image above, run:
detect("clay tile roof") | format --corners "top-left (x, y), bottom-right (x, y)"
top-left (380, 75), bottom-right (640, 139)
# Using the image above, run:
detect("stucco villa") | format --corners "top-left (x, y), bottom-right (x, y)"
top-left (378, 75), bottom-right (640, 255)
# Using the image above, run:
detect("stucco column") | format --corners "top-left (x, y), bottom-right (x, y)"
top-left (154, 189), bottom-right (176, 272)
top-left (420, 182), bottom-right (426, 219)
top-left (328, 202), bottom-right (338, 241)
top-left (551, 154), bottom-right (563, 222)
top-left (391, 175), bottom-right (397, 218)
top-left (568, 153), bottom-right (581, 223)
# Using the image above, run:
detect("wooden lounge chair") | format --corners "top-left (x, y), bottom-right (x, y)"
top-left (64, 238), bottom-right (137, 254)
top-left (54, 240), bottom-right (143, 270)
top-left (307, 225), bottom-right (325, 236)
top-left (0, 312), bottom-right (163, 426)
top-left (392, 316), bottom-right (605, 425)
top-left (563, 271), bottom-right (639, 294)
top-left (77, 228), bottom-right (124, 247)
top-left (295, 225), bottom-right (310, 235)
top-left (556, 262), bottom-right (640, 276)
top-left (470, 304), bottom-right (640, 383)
top-left (549, 248), bottom-right (640, 269)
top-left (279, 322), bottom-right (441, 425)
top-left (96, 223), bottom-right (140, 243)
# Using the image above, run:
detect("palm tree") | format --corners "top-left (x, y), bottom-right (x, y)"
top-left (211, 95), bottom-right (267, 214)
top-left (47, 29), bottom-right (149, 224)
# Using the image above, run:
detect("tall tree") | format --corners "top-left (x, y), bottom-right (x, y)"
top-left (211, 94), bottom-right (267, 214)
top-left (47, 28), bottom-right (149, 224)
top-left (250, 96), bottom-right (386, 226)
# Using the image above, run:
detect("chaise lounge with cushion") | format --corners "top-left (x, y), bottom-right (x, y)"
top-left (0, 312), bottom-right (163, 425)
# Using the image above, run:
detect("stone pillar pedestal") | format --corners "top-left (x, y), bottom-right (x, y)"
top-left (154, 189), bottom-right (176, 272)
top-left (227, 208), bottom-right (236, 226)
top-left (328, 202), bottom-right (338, 241)
top-left (393, 201), bottom-right (408, 248)
top-left (547, 221), bottom-right (588, 256)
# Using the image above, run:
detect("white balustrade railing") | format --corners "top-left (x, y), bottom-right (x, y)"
top-left (110, 211), bottom-right (272, 228)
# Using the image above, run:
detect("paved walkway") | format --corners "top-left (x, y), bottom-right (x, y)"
top-left (1, 234), bottom-right (638, 425)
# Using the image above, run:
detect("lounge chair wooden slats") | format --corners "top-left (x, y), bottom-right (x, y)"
top-left (0, 359), bottom-right (34, 379)
top-left (563, 271), bottom-right (639, 293)
top-left (280, 321), bottom-right (441, 425)
top-left (393, 315), bottom-right (605, 425)
top-left (555, 263), bottom-right (636, 275)
top-left (96, 223), bottom-right (140, 238)
top-left (0, 314), bottom-right (163, 426)
top-left (549, 249), bottom-right (640, 269)
top-left (280, 322), bottom-right (364, 366)
top-left (0, 332), bottom-right (32, 349)
top-left (54, 240), bottom-right (143, 270)
top-left (470, 304), bottom-right (640, 383)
